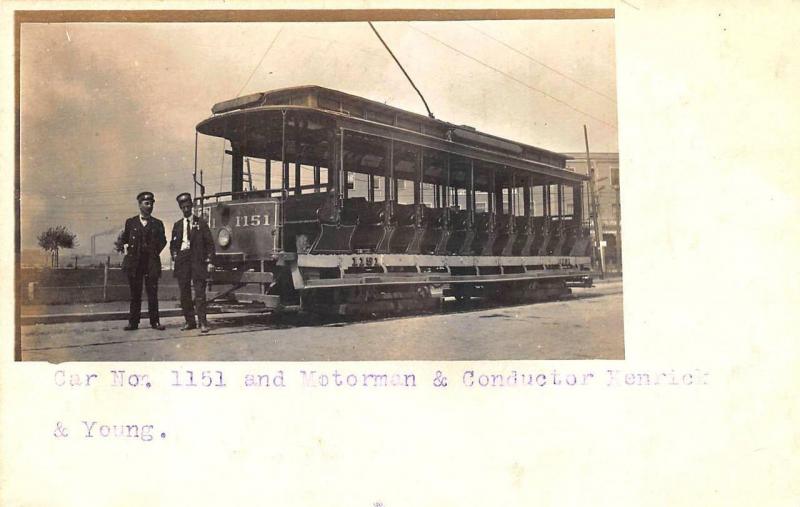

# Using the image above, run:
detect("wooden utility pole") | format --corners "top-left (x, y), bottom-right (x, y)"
top-left (103, 260), bottom-right (109, 302)
top-left (584, 125), bottom-right (605, 278)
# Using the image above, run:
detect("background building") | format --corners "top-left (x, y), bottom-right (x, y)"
top-left (564, 152), bottom-right (621, 272)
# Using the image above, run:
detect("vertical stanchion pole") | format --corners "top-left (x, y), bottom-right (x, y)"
top-left (584, 125), bottom-right (605, 279)
top-left (467, 160), bottom-right (474, 227)
top-left (368, 171), bottom-right (375, 203)
top-left (444, 156), bottom-right (450, 208)
top-left (385, 139), bottom-right (394, 220)
top-left (103, 260), bottom-right (109, 302)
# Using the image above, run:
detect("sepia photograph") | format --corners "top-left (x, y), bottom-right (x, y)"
top-left (4, 3), bottom-right (800, 507)
top-left (17, 12), bottom-right (621, 361)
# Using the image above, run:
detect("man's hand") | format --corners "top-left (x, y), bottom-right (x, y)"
top-left (113, 229), bottom-right (127, 253)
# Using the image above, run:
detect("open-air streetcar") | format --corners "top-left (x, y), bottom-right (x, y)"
top-left (194, 85), bottom-right (593, 315)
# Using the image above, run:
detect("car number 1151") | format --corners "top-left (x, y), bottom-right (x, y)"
top-left (234, 214), bottom-right (272, 227)
top-left (351, 256), bottom-right (379, 267)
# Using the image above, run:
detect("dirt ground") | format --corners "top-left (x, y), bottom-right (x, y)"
top-left (20, 280), bottom-right (623, 362)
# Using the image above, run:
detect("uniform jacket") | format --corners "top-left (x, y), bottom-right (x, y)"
top-left (118, 215), bottom-right (167, 279)
top-left (170, 215), bottom-right (215, 280)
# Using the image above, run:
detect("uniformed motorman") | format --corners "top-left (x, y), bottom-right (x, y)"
top-left (116, 191), bottom-right (168, 331)
top-left (169, 192), bottom-right (215, 333)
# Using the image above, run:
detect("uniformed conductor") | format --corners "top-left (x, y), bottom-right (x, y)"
top-left (116, 191), bottom-right (168, 330)
top-left (170, 193), bottom-right (215, 333)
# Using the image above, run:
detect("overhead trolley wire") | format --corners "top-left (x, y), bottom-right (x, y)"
top-left (206, 27), bottom-right (285, 194)
top-left (465, 23), bottom-right (617, 104)
top-left (407, 23), bottom-right (617, 130)
top-left (368, 22), bottom-right (436, 119)
top-left (236, 26), bottom-right (284, 97)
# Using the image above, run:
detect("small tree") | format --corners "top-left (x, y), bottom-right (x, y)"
top-left (37, 226), bottom-right (78, 268)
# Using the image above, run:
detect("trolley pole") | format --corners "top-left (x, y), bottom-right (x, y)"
top-left (584, 125), bottom-right (605, 279)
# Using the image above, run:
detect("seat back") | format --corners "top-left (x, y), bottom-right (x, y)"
top-left (343, 197), bottom-right (384, 225)
top-left (284, 192), bottom-right (336, 223)
top-left (393, 203), bottom-right (417, 226)
top-left (473, 213), bottom-right (490, 231)
top-left (514, 216), bottom-right (531, 234)
top-left (425, 207), bottom-right (447, 227)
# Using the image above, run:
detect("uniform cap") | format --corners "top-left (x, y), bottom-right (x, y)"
top-left (176, 192), bottom-right (193, 205)
top-left (137, 191), bottom-right (155, 202)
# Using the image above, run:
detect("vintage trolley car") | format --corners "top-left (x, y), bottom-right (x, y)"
top-left (195, 85), bottom-right (593, 314)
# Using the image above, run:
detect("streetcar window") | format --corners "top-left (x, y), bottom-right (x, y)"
top-left (532, 186), bottom-right (545, 217)
top-left (371, 176), bottom-right (386, 202)
top-left (549, 184), bottom-right (560, 216)
top-left (563, 186), bottom-right (574, 215)
top-left (396, 179), bottom-right (413, 204)
top-left (499, 190), bottom-right (508, 214)
top-left (249, 159), bottom-right (262, 191)
top-left (347, 172), bottom-right (373, 198)
top-left (269, 160), bottom-right (283, 189)
top-left (299, 165), bottom-right (316, 194)
top-left (474, 191), bottom-right (489, 213)
top-left (319, 167), bottom-right (329, 190)
top-left (421, 183), bottom-right (435, 207)
top-left (513, 188), bottom-right (525, 217)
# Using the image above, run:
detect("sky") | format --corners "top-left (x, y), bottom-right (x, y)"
top-left (19, 19), bottom-right (617, 255)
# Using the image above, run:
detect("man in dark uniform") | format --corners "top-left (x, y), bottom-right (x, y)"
top-left (170, 192), bottom-right (215, 333)
top-left (116, 191), bottom-right (168, 330)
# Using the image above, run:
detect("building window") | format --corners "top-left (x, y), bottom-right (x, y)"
top-left (611, 167), bottom-right (619, 188)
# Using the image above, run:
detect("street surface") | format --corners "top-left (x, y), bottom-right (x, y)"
top-left (21, 280), bottom-right (623, 362)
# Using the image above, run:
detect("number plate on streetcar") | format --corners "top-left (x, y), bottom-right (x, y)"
top-left (208, 200), bottom-right (279, 254)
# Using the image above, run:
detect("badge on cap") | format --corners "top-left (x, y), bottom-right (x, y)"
top-left (176, 192), bottom-right (193, 204)
top-left (137, 191), bottom-right (155, 202)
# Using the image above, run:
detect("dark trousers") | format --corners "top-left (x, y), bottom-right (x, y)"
top-left (128, 263), bottom-right (159, 326)
top-left (178, 276), bottom-right (208, 326)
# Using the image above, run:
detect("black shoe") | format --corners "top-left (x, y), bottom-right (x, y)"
top-left (200, 323), bottom-right (210, 333)
top-left (124, 323), bottom-right (138, 331)
top-left (181, 322), bottom-right (197, 331)
top-left (151, 323), bottom-right (166, 331)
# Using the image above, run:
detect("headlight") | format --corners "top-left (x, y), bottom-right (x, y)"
top-left (218, 228), bottom-right (231, 247)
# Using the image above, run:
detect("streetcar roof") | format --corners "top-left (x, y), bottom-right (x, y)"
top-left (199, 85), bottom-right (587, 183)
